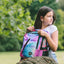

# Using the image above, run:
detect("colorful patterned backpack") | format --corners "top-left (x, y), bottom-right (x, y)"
top-left (20, 30), bottom-right (49, 58)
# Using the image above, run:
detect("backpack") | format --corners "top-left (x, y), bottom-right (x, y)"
top-left (20, 30), bottom-right (49, 58)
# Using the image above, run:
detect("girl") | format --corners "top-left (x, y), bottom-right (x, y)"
top-left (27, 6), bottom-right (58, 63)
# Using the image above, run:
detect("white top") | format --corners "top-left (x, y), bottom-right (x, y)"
top-left (36, 25), bottom-right (58, 60)
top-left (43, 25), bottom-right (58, 59)
top-left (43, 25), bottom-right (57, 37)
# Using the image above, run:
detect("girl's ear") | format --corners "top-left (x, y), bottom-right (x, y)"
top-left (40, 16), bottom-right (43, 22)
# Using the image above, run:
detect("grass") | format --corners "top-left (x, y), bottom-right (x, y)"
top-left (0, 51), bottom-right (64, 64)
top-left (56, 51), bottom-right (64, 64)
top-left (0, 52), bottom-right (20, 64)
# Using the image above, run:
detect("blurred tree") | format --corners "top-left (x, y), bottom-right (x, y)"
top-left (57, 24), bottom-right (64, 50)
top-left (26, 0), bottom-right (59, 20)
top-left (55, 9), bottom-right (64, 50)
top-left (58, 0), bottom-right (64, 10)
top-left (0, 0), bottom-right (34, 51)
top-left (0, 0), bottom-right (64, 51)
top-left (0, 0), bottom-right (34, 40)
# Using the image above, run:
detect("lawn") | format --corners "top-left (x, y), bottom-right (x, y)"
top-left (56, 51), bottom-right (64, 64)
top-left (0, 51), bottom-right (64, 64)
top-left (0, 52), bottom-right (20, 64)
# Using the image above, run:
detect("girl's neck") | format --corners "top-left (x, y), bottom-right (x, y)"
top-left (41, 25), bottom-right (48, 29)
top-left (41, 24), bottom-right (50, 29)
top-left (41, 22), bottom-right (48, 29)
top-left (41, 23), bottom-right (51, 29)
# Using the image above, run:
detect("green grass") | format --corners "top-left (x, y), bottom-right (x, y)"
top-left (56, 51), bottom-right (64, 64)
top-left (0, 51), bottom-right (64, 64)
top-left (0, 52), bottom-right (20, 64)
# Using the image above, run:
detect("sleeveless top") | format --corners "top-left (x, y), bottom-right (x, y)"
top-left (43, 25), bottom-right (58, 61)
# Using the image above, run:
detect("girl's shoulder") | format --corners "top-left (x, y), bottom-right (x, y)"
top-left (49, 25), bottom-right (57, 30)
top-left (47, 25), bottom-right (58, 35)
top-left (49, 25), bottom-right (58, 34)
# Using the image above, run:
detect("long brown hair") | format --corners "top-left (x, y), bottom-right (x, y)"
top-left (34, 6), bottom-right (56, 29)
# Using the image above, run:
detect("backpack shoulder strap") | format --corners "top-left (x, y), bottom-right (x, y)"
top-left (22, 38), bottom-right (30, 53)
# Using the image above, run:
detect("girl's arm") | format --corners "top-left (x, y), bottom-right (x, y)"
top-left (38, 30), bottom-right (58, 52)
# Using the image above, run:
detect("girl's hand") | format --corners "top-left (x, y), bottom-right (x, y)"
top-left (38, 30), bottom-right (48, 38)
top-left (26, 26), bottom-right (34, 33)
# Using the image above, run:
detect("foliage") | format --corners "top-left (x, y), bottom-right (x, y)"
top-left (0, 0), bottom-right (34, 51)
top-left (57, 24), bottom-right (64, 50)
top-left (55, 9), bottom-right (64, 50)
top-left (0, 0), bottom-right (64, 51)
top-left (0, 34), bottom-right (21, 51)
top-left (0, 0), bottom-right (34, 39)
top-left (58, 0), bottom-right (64, 10)
top-left (26, 0), bottom-right (59, 20)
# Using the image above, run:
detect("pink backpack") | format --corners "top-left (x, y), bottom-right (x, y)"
top-left (20, 30), bottom-right (49, 58)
